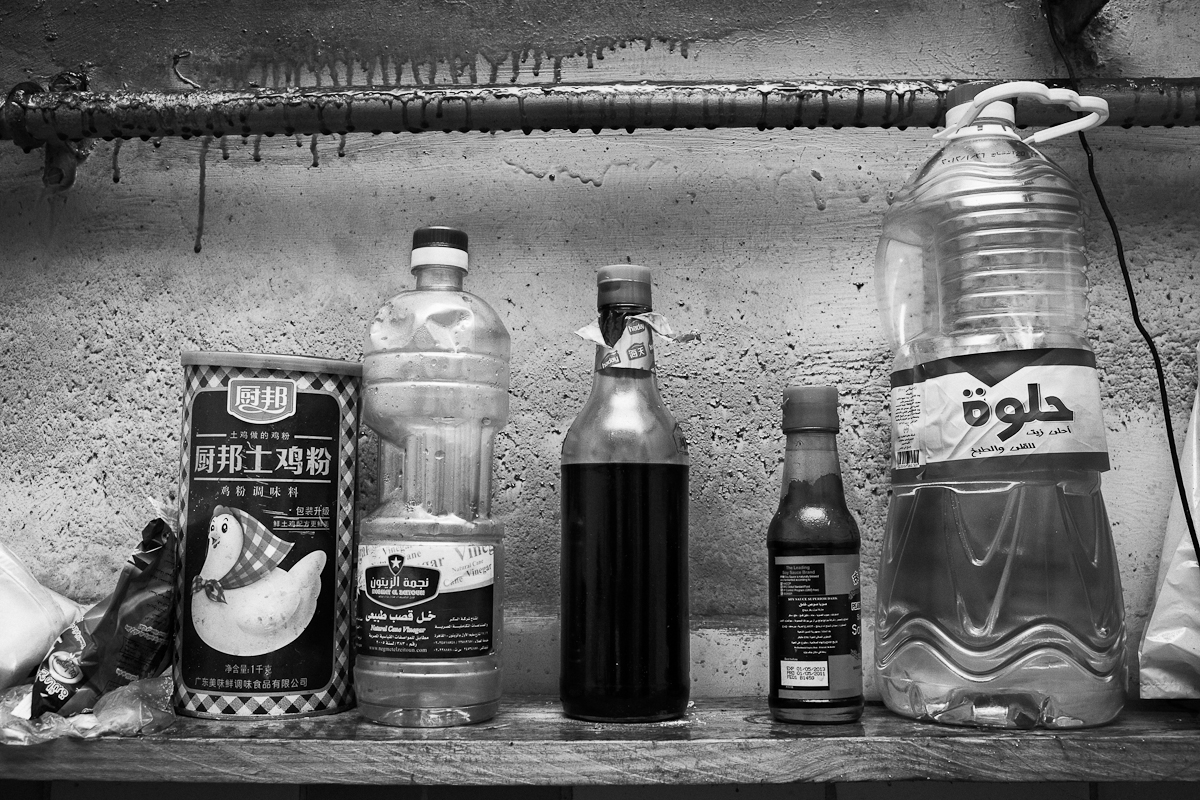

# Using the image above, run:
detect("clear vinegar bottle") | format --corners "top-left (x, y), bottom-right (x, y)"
top-left (355, 226), bottom-right (511, 727)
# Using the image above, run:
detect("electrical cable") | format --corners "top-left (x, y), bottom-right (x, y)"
top-left (1044, 7), bottom-right (1200, 570)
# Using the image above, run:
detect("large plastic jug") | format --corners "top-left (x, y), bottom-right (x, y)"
top-left (873, 82), bottom-right (1127, 728)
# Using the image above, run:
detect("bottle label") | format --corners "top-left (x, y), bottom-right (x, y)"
top-left (575, 311), bottom-right (696, 371)
top-left (575, 316), bottom-right (657, 370)
top-left (602, 317), bottom-right (654, 370)
top-left (771, 553), bottom-right (861, 698)
top-left (889, 348), bottom-right (1110, 479)
top-left (356, 543), bottom-right (494, 659)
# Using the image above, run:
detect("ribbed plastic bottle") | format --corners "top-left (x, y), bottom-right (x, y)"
top-left (356, 226), bottom-right (510, 727)
top-left (560, 264), bottom-right (691, 722)
top-left (873, 82), bottom-right (1127, 728)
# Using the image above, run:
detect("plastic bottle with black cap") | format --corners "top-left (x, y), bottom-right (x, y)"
top-left (356, 226), bottom-right (510, 727)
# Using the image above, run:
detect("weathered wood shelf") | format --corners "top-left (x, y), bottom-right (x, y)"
top-left (3, 697), bottom-right (1200, 784)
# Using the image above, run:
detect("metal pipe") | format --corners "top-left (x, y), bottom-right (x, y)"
top-left (4, 79), bottom-right (1199, 146)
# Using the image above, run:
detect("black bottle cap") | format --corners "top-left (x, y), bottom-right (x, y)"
top-left (782, 386), bottom-right (839, 432)
top-left (597, 264), bottom-right (653, 309)
top-left (945, 81), bottom-right (1003, 109)
top-left (411, 226), bottom-right (469, 272)
top-left (412, 226), bottom-right (468, 252)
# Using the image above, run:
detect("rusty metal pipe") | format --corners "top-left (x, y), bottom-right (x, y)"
top-left (4, 79), bottom-right (1199, 146)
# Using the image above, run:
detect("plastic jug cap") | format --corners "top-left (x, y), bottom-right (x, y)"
top-left (597, 264), bottom-right (653, 308)
top-left (946, 81), bottom-right (1004, 108)
top-left (411, 226), bottom-right (469, 271)
top-left (936, 81), bottom-right (1110, 144)
top-left (945, 81), bottom-right (1015, 131)
top-left (782, 385), bottom-right (839, 432)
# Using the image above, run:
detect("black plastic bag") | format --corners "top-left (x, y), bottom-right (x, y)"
top-left (32, 518), bottom-right (176, 717)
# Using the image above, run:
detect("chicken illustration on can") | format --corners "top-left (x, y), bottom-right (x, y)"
top-left (191, 506), bottom-right (327, 657)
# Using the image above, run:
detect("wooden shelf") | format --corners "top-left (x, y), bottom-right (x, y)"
top-left (3, 697), bottom-right (1200, 784)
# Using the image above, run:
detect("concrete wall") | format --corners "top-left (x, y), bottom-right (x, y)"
top-left (5, 0), bottom-right (1200, 88)
top-left (2, 0), bottom-right (1199, 699)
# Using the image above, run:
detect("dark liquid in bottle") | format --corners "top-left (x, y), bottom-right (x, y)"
top-left (560, 462), bottom-right (689, 722)
top-left (768, 475), bottom-right (864, 722)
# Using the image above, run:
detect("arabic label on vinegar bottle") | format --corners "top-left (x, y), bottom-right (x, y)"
top-left (357, 544), bottom-right (495, 659)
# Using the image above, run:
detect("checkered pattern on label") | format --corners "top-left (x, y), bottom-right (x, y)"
top-left (174, 361), bottom-right (361, 718)
top-left (212, 508), bottom-right (294, 590)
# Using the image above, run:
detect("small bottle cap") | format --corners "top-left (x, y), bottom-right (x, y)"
top-left (945, 81), bottom-right (1001, 108)
top-left (596, 264), bottom-right (653, 309)
top-left (411, 226), bottom-right (469, 272)
top-left (944, 81), bottom-right (1016, 130)
top-left (782, 385), bottom-right (839, 432)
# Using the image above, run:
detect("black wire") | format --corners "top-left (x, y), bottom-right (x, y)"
top-left (1045, 11), bottom-right (1200, 569)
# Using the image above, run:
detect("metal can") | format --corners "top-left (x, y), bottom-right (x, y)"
top-left (173, 351), bottom-right (361, 718)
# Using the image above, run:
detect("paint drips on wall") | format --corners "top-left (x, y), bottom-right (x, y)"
top-left (2, 0), bottom-right (893, 90)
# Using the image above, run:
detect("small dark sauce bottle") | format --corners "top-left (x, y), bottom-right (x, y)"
top-left (768, 386), bottom-right (864, 723)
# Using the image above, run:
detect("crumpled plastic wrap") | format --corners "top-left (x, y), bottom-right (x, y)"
top-left (575, 311), bottom-right (700, 371)
top-left (0, 675), bottom-right (175, 746)
top-left (0, 500), bottom-right (181, 745)
top-left (32, 517), bottom-right (176, 718)
top-left (1140, 352), bottom-right (1200, 698)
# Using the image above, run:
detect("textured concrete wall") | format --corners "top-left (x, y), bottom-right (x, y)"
top-left (4, 0), bottom-right (1200, 89)
top-left (2, 0), bottom-right (1199, 698)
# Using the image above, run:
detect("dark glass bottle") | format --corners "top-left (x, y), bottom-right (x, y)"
top-left (768, 386), bottom-right (864, 723)
top-left (560, 264), bottom-right (690, 722)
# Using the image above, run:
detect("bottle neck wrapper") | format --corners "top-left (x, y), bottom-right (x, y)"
top-left (576, 311), bottom-right (691, 371)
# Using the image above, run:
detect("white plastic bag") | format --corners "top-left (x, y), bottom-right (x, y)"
top-left (1139, 352), bottom-right (1200, 698)
top-left (0, 543), bottom-right (84, 692)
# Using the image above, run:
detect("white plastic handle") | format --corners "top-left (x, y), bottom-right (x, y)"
top-left (934, 80), bottom-right (1109, 144)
